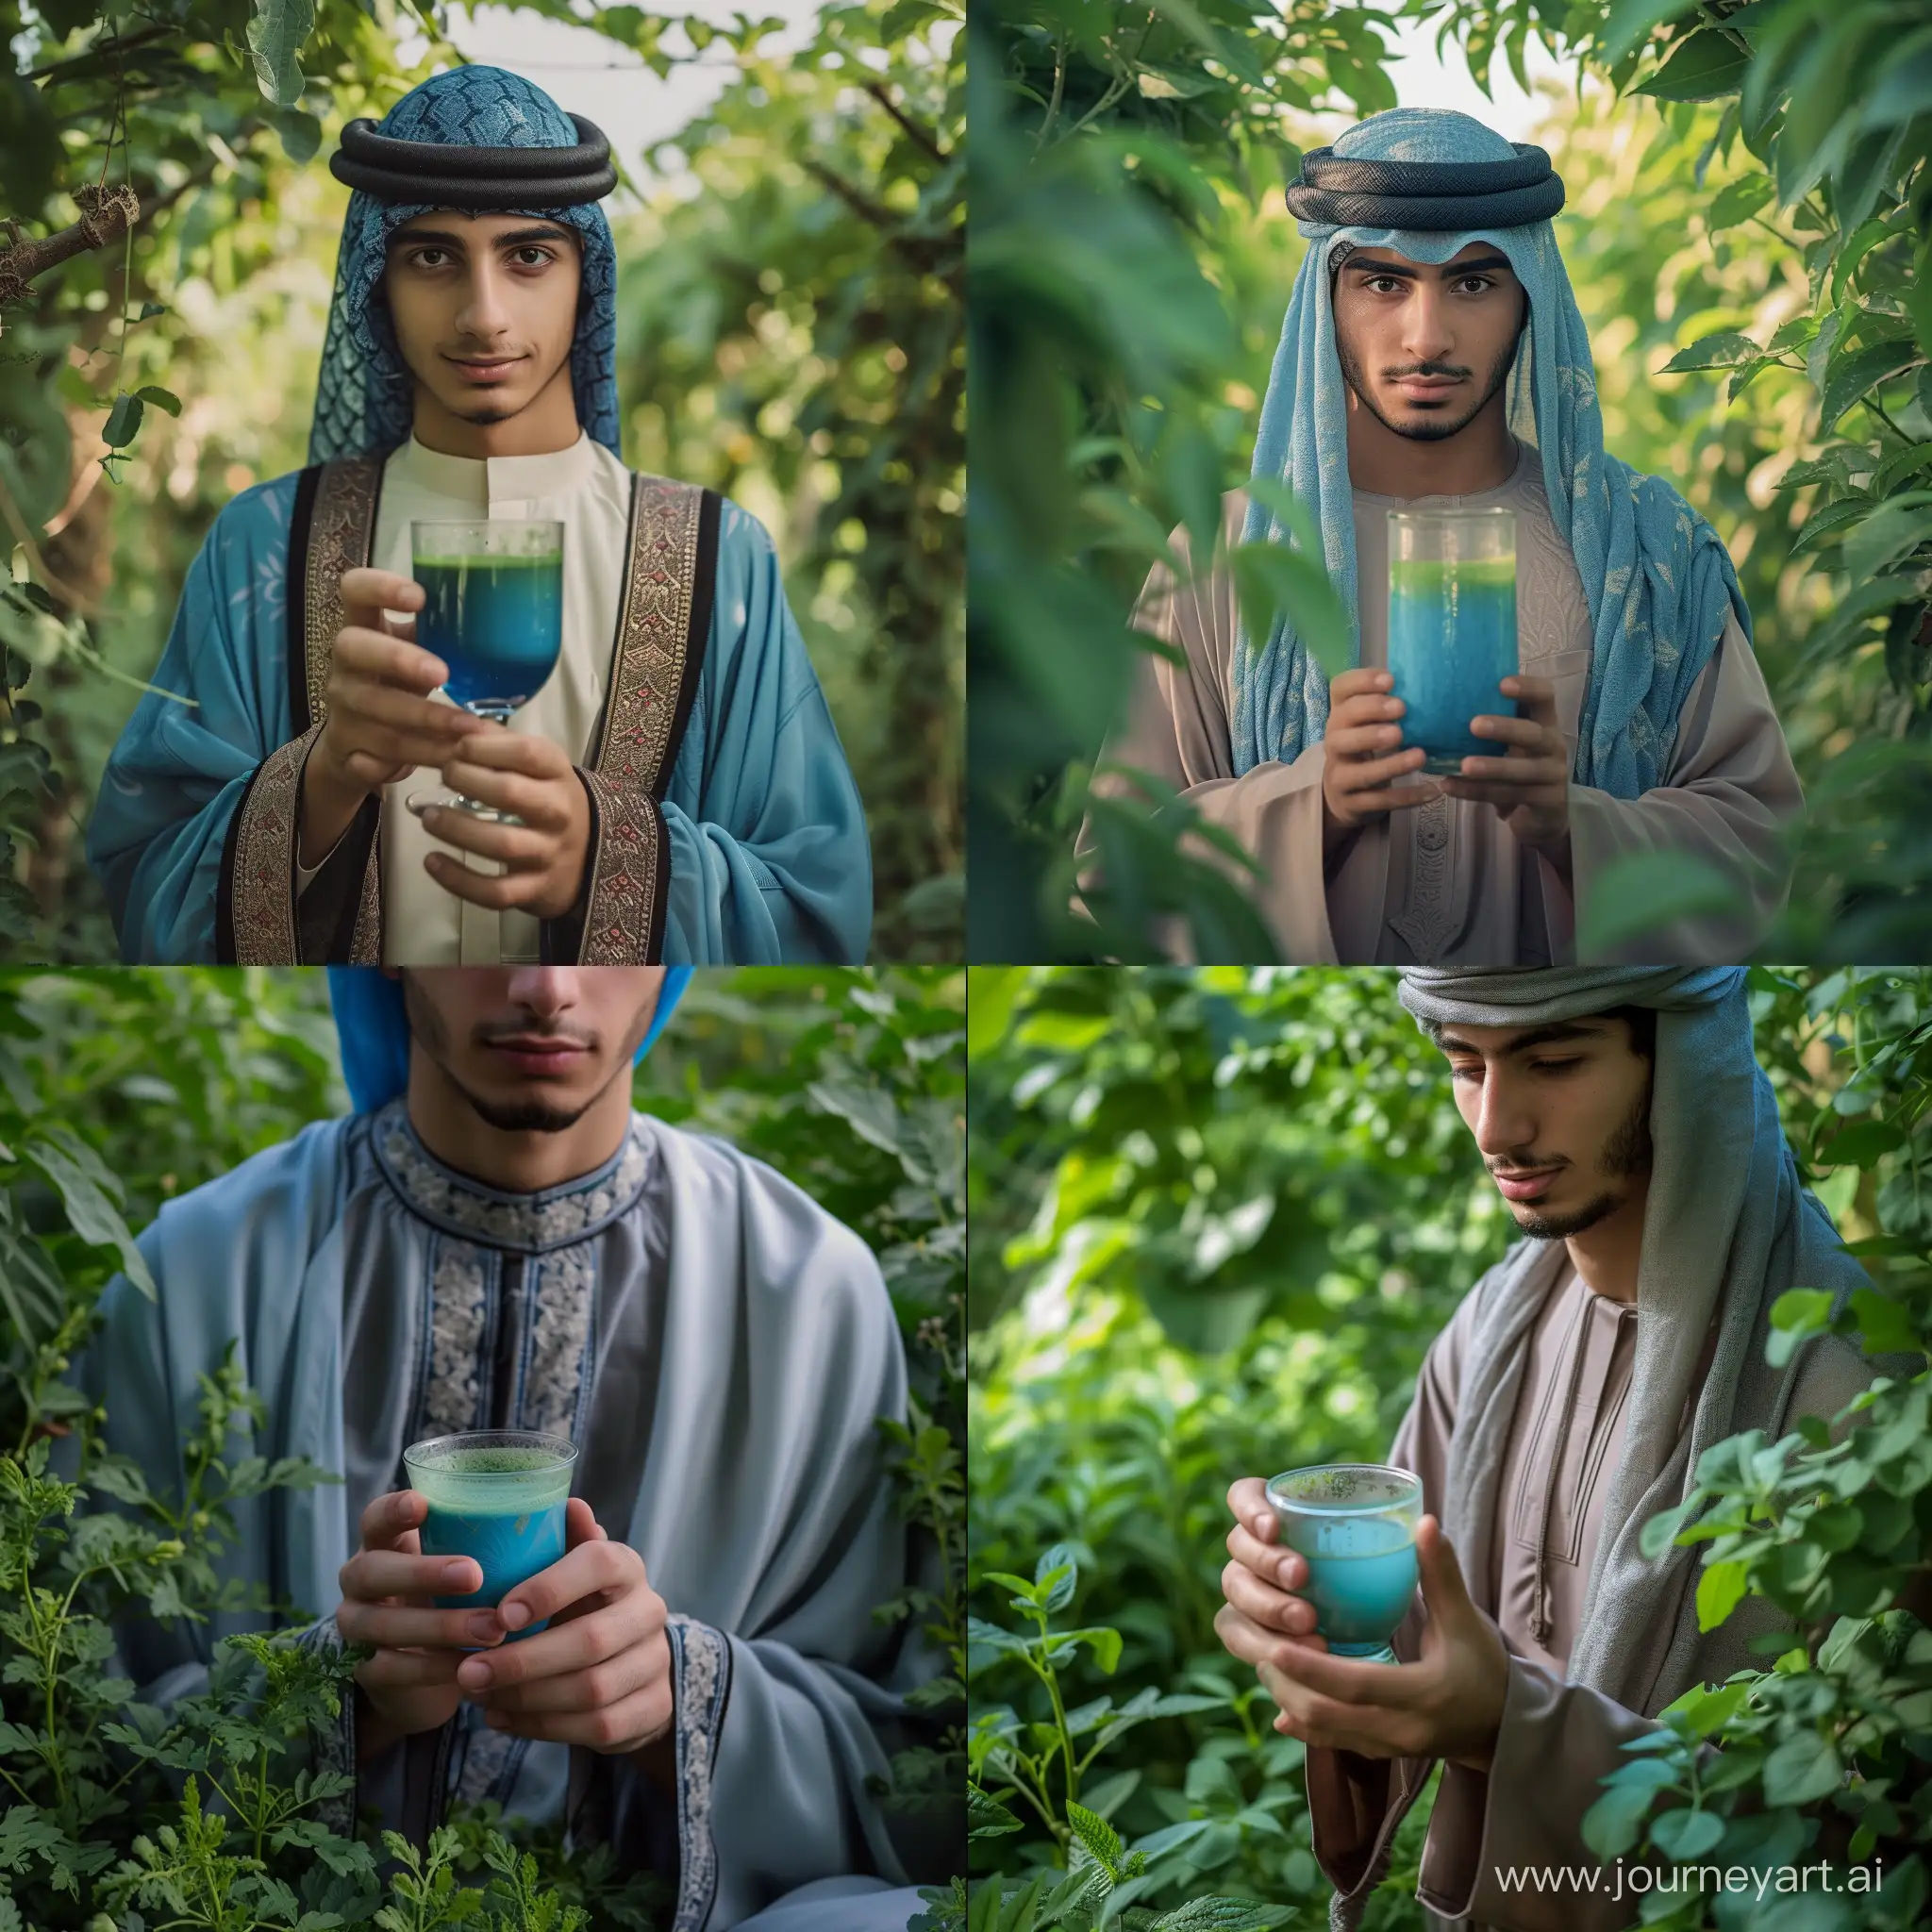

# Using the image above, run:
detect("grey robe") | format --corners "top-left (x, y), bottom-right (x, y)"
top-left (1084, 440), bottom-right (1802, 964)
top-left (1311, 1246), bottom-right (1910, 1931)
top-left (79, 1101), bottom-right (943, 1930)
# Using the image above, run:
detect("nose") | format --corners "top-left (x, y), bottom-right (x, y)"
top-left (1471, 1070), bottom-right (1537, 1164)
top-left (1399, 285), bottom-right (1456, 369)
top-left (454, 259), bottom-right (514, 345)
top-left (504, 969), bottom-right (579, 1018)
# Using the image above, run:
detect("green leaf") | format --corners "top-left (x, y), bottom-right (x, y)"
top-left (24, 1135), bottom-right (154, 1294)
top-left (1635, 30), bottom-right (1751, 102)
top-left (1848, 1287), bottom-right (1924, 1357)
top-left (1227, 540), bottom-right (1352, 679)
top-left (1065, 1800), bottom-right (1125, 1879)
top-left (1819, 341), bottom-right (1923, 430)
top-left (1581, 1779), bottom-right (1661, 1859)
top-left (1695, 1558), bottom-right (1751, 1631)
top-left (1760, 1730), bottom-right (1844, 1805)
top-left (1706, 175), bottom-right (1774, 233)
top-left (1149, 1902), bottom-right (1291, 1932)
top-left (101, 393), bottom-right (144, 450)
top-left (968, 1785), bottom-right (1024, 1840)
top-left (1650, 1806), bottom-right (1726, 1859)
top-left (1599, 0), bottom-right (1702, 67)
top-left (1659, 330), bottom-right (1762, 374)
top-left (1844, 491), bottom-right (1932, 585)
top-left (246, 0), bottom-right (316, 106)
top-left (133, 385), bottom-right (182, 418)
top-left (1819, 1119), bottom-right (1905, 1167)
top-left (1575, 850), bottom-right (1745, 956)
top-left (1057, 1625), bottom-right (1124, 1674)
top-left (1035, 1541), bottom-right (1078, 1613)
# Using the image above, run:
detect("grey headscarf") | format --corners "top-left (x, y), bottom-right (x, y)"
top-left (1392, 967), bottom-right (1867, 1711)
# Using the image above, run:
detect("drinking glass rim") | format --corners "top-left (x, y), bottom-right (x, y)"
top-left (1385, 507), bottom-right (1516, 524)
top-left (403, 1429), bottom-right (577, 1476)
top-left (1266, 1461), bottom-right (1423, 1514)
top-left (408, 518), bottom-right (564, 556)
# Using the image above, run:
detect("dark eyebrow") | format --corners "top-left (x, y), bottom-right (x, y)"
top-left (1348, 254), bottom-right (1513, 281)
top-left (389, 225), bottom-right (575, 252)
top-left (1438, 1021), bottom-right (1608, 1058)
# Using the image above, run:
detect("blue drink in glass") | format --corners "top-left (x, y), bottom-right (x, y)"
top-left (1387, 508), bottom-right (1519, 774)
top-left (1266, 1463), bottom-right (1423, 1663)
top-left (404, 1431), bottom-right (576, 1644)
top-left (406, 519), bottom-right (564, 824)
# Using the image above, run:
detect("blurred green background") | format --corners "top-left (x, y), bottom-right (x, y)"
top-left (0, 0), bottom-right (962, 961)
top-left (967, 964), bottom-right (1932, 1923)
top-left (971, 0), bottom-right (1932, 962)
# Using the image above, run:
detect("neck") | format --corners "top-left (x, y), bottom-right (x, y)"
top-left (405, 1058), bottom-right (633, 1194)
top-left (1344, 383), bottom-right (1516, 498)
top-left (411, 356), bottom-right (582, 460)
top-left (1562, 1177), bottom-right (1650, 1306)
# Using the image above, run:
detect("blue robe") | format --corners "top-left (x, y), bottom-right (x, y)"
top-left (85, 474), bottom-right (873, 965)
top-left (75, 1103), bottom-right (941, 1929)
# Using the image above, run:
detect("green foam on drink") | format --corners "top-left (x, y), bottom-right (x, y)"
top-left (408, 1443), bottom-right (572, 1515)
top-left (412, 550), bottom-right (560, 572)
top-left (1389, 555), bottom-right (1516, 595)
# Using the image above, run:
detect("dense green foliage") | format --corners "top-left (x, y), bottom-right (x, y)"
top-left (0, 965), bottom-right (965, 1926)
top-left (970, 0), bottom-right (1932, 962)
top-left (0, 0), bottom-right (960, 961)
top-left (966, 967), bottom-right (1931, 1928)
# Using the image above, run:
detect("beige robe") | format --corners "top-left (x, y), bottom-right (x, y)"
top-left (1310, 1258), bottom-right (1897, 1931)
top-left (297, 430), bottom-right (629, 966)
top-left (1090, 440), bottom-right (1802, 965)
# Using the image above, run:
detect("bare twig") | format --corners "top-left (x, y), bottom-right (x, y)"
top-left (0, 185), bottom-right (141, 312)
top-left (24, 23), bottom-right (175, 82)
top-left (803, 158), bottom-right (898, 232)
top-left (861, 79), bottom-right (946, 164)
top-left (0, 474), bottom-right (102, 620)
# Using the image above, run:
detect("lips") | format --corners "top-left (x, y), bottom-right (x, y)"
top-left (1492, 1167), bottom-right (1561, 1203)
top-left (447, 356), bottom-right (524, 383)
top-left (487, 1039), bottom-right (587, 1076)
top-left (1395, 376), bottom-right (1460, 398)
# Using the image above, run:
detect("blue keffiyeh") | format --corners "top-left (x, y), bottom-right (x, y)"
top-left (309, 65), bottom-right (621, 464)
top-left (1235, 108), bottom-right (1751, 800)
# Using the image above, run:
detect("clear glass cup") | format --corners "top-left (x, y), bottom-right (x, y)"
top-left (402, 1429), bottom-right (576, 1643)
top-left (1386, 508), bottom-right (1519, 774)
top-left (405, 518), bottom-right (564, 824)
top-left (1266, 1462), bottom-right (1424, 1664)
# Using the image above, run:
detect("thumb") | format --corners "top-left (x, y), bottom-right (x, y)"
top-left (1415, 1514), bottom-right (1474, 1623)
top-left (564, 1496), bottom-right (601, 1546)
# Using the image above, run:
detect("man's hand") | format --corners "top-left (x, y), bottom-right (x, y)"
top-left (417, 731), bottom-right (592, 923)
top-left (454, 1498), bottom-right (674, 1768)
top-left (1322, 669), bottom-right (1438, 860)
top-left (335, 1489), bottom-right (507, 1764)
top-left (1214, 1478), bottom-right (1507, 1773)
top-left (1439, 674), bottom-right (1572, 879)
top-left (304, 569), bottom-right (474, 867)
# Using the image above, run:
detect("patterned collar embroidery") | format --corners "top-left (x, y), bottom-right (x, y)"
top-left (372, 1099), bottom-right (654, 1253)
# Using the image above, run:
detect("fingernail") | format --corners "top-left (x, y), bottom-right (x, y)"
top-left (499, 1600), bottom-right (530, 1631)
top-left (443, 1561), bottom-right (476, 1589)
top-left (458, 1658), bottom-right (492, 1689)
top-left (467, 1614), bottom-right (501, 1643)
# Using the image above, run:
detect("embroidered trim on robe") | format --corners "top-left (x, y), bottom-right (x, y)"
top-left (217, 456), bottom-right (715, 963)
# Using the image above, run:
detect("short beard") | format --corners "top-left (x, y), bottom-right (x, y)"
top-left (1516, 1076), bottom-right (1654, 1241)
top-left (1335, 300), bottom-right (1525, 445)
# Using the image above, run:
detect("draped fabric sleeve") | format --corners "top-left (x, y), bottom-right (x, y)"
top-left (85, 476), bottom-right (304, 963)
top-left (563, 1155), bottom-right (936, 1931)
top-left (1555, 608), bottom-right (1802, 964)
top-left (1075, 495), bottom-right (1337, 963)
top-left (645, 502), bottom-right (871, 965)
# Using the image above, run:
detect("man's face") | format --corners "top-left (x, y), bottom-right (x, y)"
top-left (1438, 1015), bottom-right (1654, 1240)
top-left (1331, 242), bottom-right (1528, 444)
top-left (401, 968), bottom-right (665, 1134)
top-left (381, 212), bottom-right (582, 430)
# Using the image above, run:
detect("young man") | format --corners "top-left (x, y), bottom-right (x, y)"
top-left (1087, 109), bottom-right (1801, 967)
top-left (88, 68), bottom-right (871, 968)
top-left (1216, 966), bottom-right (1922, 1930)
top-left (80, 968), bottom-right (938, 1930)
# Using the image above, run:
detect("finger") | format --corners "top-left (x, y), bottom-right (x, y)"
top-left (332, 627), bottom-right (452, 693)
top-left (340, 568), bottom-right (425, 625)
top-left (487, 1681), bottom-right (673, 1754)
top-left (1334, 747), bottom-right (1431, 791)
top-left (436, 763), bottom-right (570, 830)
top-left (1467, 717), bottom-right (1551, 751)
top-left (1221, 1558), bottom-right (1318, 1637)
top-left (1257, 1637), bottom-right (1420, 1709)
top-left (341, 751), bottom-right (411, 791)
top-left (1257, 1661), bottom-right (1403, 1752)
top-left (424, 856), bottom-right (541, 910)
top-left (359, 1489), bottom-right (430, 1553)
top-left (449, 731), bottom-right (573, 780)
top-left (565, 1498), bottom-right (601, 1545)
top-left (458, 1596), bottom-right (657, 1694)
top-left (342, 1550), bottom-right (482, 1602)
top-left (495, 1541), bottom-right (644, 1643)
top-left (1414, 1515), bottom-right (1473, 1617)
top-left (1328, 668), bottom-right (1395, 703)
top-left (1225, 1521), bottom-right (1307, 1592)
top-left (337, 1598), bottom-right (510, 1653)
top-left (1227, 1475), bottom-right (1273, 1530)
top-left (1498, 675), bottom-right (1559, 724)
top-left (1326, 723), bottom-right (1411, 761)
top-left (478, 1636), bottom-right (669, 1716)
top-left (415, 810), bottom-right (554, 869)
top-left (1213, 1600), bottom-right (1330, 1671)
top-left (356, 1647), bottom-right (466, 1690)
top-left (1329, 693), bottom-right (1407, 731)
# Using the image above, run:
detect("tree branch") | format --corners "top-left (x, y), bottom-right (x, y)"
top-left (862, 79), bottom-right (946, 164)
top-left (24, 23), bottom-right (175, 82)
top-left (0, 186), bottom-right (142, 312)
